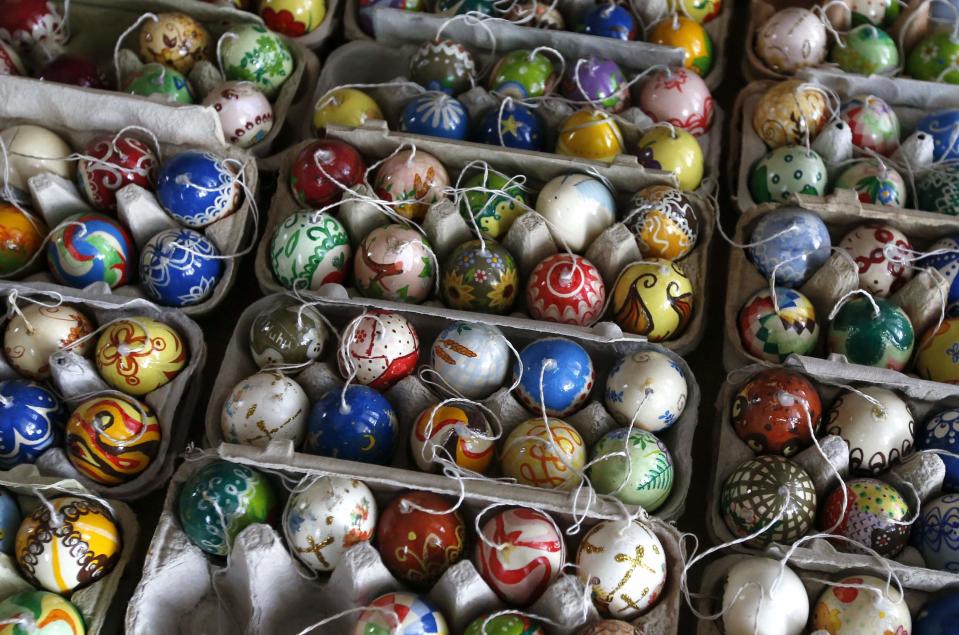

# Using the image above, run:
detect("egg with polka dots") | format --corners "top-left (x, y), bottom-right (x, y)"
top-left (749, 145), bottom-right (827, 204)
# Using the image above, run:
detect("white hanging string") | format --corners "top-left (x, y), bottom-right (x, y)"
top-left (113, 13), bottom-right (159, 85)
top-left (215, 32), bottom-right (239, 79)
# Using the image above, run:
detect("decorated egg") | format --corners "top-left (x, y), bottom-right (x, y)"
top-left (576, 519), bottom-right (667, 618)
top-left (357, 0), bottom-right (425, 35)
top-left (918, 110), bottom-right (959, 162)
top-left (611, 259), bottom-right (694, 341)
top-left (0, 124), bottom-right (73, 194)
top-left (122, 63), bottom-right (194, 104)
top-left (834, 160), bottom-right (905, 207)
top-left (921, 236), bottom-right (959, 314)
top-left (819, 478), bottom-right (910, 557)
top-left (916, 318), bottom-right (959, 383)
top-left (39, 53), bottom-right (106, 88)
top-left (220, 24), bottom-right (293, 99)
top-left (459, 170), bottom-right (526, 239)
top-left (574, 4), bottom-right (637, 40)
top-left (636, 126), bottom-right (704, 191)
top-left (46, 213), bottom-right (135, 289)
top-left (429, 321), bottom-right (510, 400)
top-left (825, 386), bottom-right (914, 474)
top-left (65, 394), bottom-right (160, 485)
top-left (919, 409), bottom-right (959, 492)
top-left (269, 211), bottom-right (351, 290)
top-left (177, 460), bottom-right (277, 556)
top-left (283, 476), bottom-right (375, 573)
top-left (908, 31), bottom-right (959, 83)
top-left (0, 591), bottom-right (84, 635)
top-left (77, 134), bottom-right (157, 213)
top-left (504, 1), bottom-right (564, 28)
top-left (671, 0), bottom-right (721, 22)
top-left (354, 224), bottom-right (434, 303)
top-left (0, 40), bottom-right (24, 76)
top-left (465, 614), bottom-right (547, 635)
top-left (377, 491), bottom-right (465, 588)
top-left (221, 371), bottom-right (309, 447)
top-left (0, 379), bottom-right (65, 468)
top-left (535, 173), bottom-right (615, 253)
top-left (755, 8), bottom-right (828, 73)
top-left (306, 385), bottom-right (397, 464)
top-left (140, 228), bottom-right (224, 307)
top-left (812, 575), bottom-right (912, 633)
top-left (830, 24), bottom-right (899, 75)
top-left (731, 369), bottom-right (821, 456)
top-left (0, 488), bottom-right (19, 555)
top-left (374, 149), bottom-right (449, 221)
top-left (526, 254), bottom-right (606, 326)
top-left (400, 92), bottom-right (469, 140)
top-left (915, 593), bottom-right (959, 633)
top-left (605, 351), bottom-right (687, 432)
top-left (260, 0), bottom-right (326, 36)
top-left (0, 205), bottom-right (43, 274)
top-left (95, 317), bottom-right (187, 395)
top-left (489, 49), bottom-right (555, 99)
top-left (722, 557), bottom-right (808, 635)
top-left (638, 67), bottom-right (714, 136)
top-left (752, 80), bottom-right (829, 148)
top-left (202, 81), bottom-right (274, 148)
top-left (435, 0), bottom-right (493, 16)
top-left (555, 109), bottom-right (624, 163)
top-left (440, 239), bottom-right (519, 314)
top-left (648, 16), bottom-right (712, 76)
top-left (590, 428), bottom-right (673, 510)
top-left (739, 288), bottom-right (820, 362)
top-left (562, 57), bottom-right (629, 113)
top-left (514, 338), bottom-right (594, 417)
top-left (411, 403), bottom-right (494, 473)
top-left (839, 223), bottom-right (912, 296)
top-left (828, 297), bottom-right (915, 370)
top-left (312, 88), bottom-right (384, 131)
top-left (748, 207), bottom-right (831, 287)
top-left (915, 493), bottom-right (959, 571)
top-left (748, 145), bottom-right (828, 203)
top-left (3, 302), bottom-right (93, 379)
top-left (338, 310), bottom-right (419, 389)
top-left (501, 418), bottom-right (586, 490)
top-left (721, 455), bottom-right (817, 546)
top-left (476, 100), bottom-right (544, 151)
top-left (352, 592), bottom-right (447, 634)
top-left (0, 0), bottom-right (66, 52)
top-left (409, 38), bottom-right (476, 94)
top-left (625, 185), bottom-right (700, 260)
top-left (156, 151), bottom-right (239, 227)
top-left (290, 139), bottom-right (365, 208)
top-left (840, 94), bottom-right (900, 156)
top-left (138, 12), bottom-right (209, 73)
top-left (249, 300), bottom-right (329, 370)
top-left (919, 164), bottom-right (959, 216)
top-left (475, 508), bottom-right (564, 606)
top-left (827, 0), bottom-right (900, 27)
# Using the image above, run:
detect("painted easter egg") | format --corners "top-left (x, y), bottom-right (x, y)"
top-left (915, 493), bottom-right (959, 571)
top-left (731, 369), bottom-right (821, 456)
top-left (574, 4), bottom-right (637, 40)
top-left (915, 592), bottom-right (959, 634)
top-left (260, 0), bottom-right (326, 36)
top-left (290, 139), bottom-right (365, 208)
top-left (605, 350), bottom-right (687, 432)
top-left (138, 12), bottom-right (209, 73)
top-left (46, 213), bottom-right (134, 289)
top-left (590, 428), bottom-right (673, 510)
top-left (749, 145), bottom-right (827, 203)
top-left (908, 31), bottom-right (959, 83)
top-left (752, 80), bottom-right (829, 148)
top-left (249, 300), bottom-right (329, 370)
top-left (636, 126), bottom-right (704, 191)
top-left (489, 49), bottom-right (556, 99)
top-left (918, 164), bottom-right (959, 216)
top-left (269, 211), bottom-right (351, 290)
top-left (374, 149), bottom-right (449, 221)
top-left (3, 302), bottom-right (93, 380)
top-left (465, 614), bottom-right (547, 635)
top-left (0, 124), bottom-right (73, 196)
top-left (440, 239), bottom-right (519, 314)
top-left (722, 557), bottom-right (809, 635)
top-left (411, 403), bottom-right (494, 474)
top-left (312, 88), bottom-right (384, 131)
top-left (526, 254), bottom-right (606, 326)
top-left (409, 38), bottom-right (476, 95)
top-left (476, 101), bottom-right (544, 151)
top-left (819, 477), bottom-right (910, 557)
top-left (830, 24), bottom-right (899, 75)
top-left (65, 394), bottom-right (160, 485)
top-left (918, 110), bottom-right (959, 162)
top-left (95, 317), bottom-right (187, 396)
top-left (122, 63), bottom-right (194, 104)
top-left (77, 134), bottom-right (157, 213)
top-left (610, 259), bottom-right (694, 341)
top-left (459, 170), bottom-right (526, 239)
top-left (0, 40), bottom-right (24, 76)
top-left (825, 386), bottom-right (914, 474)
top-left (139, 228), bottom-right (223, 307)
top-left (306, 385), bottom-right (397, 464)
top-left (0, 488), bottom-right (20, 555)
top-left (828, 297), bottom-right (915, 371)
top-left (625, 185), bottom-right (700, 260)
top-left (337, 310), bottom-right (419, 390)
top-left (220, 24), bottom-right (294, 99)
top-left (648, 16), bottom-right (713, 76)
top-left (41, 52), bottom-right (107, 88)
top-left (352, 592), bottom-right (448, 634)
top-left (354, 224), bottom-right (435, 303)
top-left (0, 205), bottom-right (43, 274)
top-left (670, 0), bottom-right (722, 23)
top-left (400, 92), bottom-right (469, 140)
top-left (638, 67), bottom-right (714, 136)
top-left (435, 0), bottom-right (493, 16)
top-left (202, 81), bottom-right (274, 148)
top-left (0, 379), bottom-right (65, 468)
top-left (812, 575), bottom-right (912, 633)
top-left (513, 337), bottom-right (594, 417)
top-left (918, 409), bottom-right (959, 492)
top-left (916, 318), bottom-right (959, 383)
top-left (504, 1), bottom-right (564, 28)
top-left (156, 151), bottom-right (239, 227)
top-left (840, 94), bottom-right (900, 156)
top-left (562, 57), bottom-right (629, 113)
top-left (555, 109), bottom-right (624, 163)
top-left (429, 321), bottom-right (510, 400)
top-left (755, 8), bottom-right (828, 73)
top-left (358, 0), bottom-right (425, 35)
top-left (838, 223), bottom-right (912, 296)
top-left (0, 591), bottom-right (84, 635)
top-left (501, 418), bottom-right (586, 490)
top-left (0, 0), bottom-right (65, 52)
top-left (834, 160), bottom-right (906, 207)
top-left (827, 0), bottom-right (900, 27)
top-left (920, 236), bottom-right (959, 315)
top-left (748, 207), bottom-right (831, 287)
top-left (737, 288), bottom-right (820, 362)
top-left (177, 460), bottom-right (277, 556)
top-left (535, 173), bottom-right (616, 253)
top-left (220, 370), bottom-right (309, 447)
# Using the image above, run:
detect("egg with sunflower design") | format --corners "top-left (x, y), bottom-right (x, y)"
top-left (95, 317), bottom-right (187, 396)
top-left (915, 318), bottom-right (959, 384)
top-left (590, 428), bottom-right (674, 511)
top-left (636, 126), bottom-right (704, 191)
top-left (648, 16), bottom-right (713, 76)
top-left (477, 101), bottom-right (544, 151)
top-left (830, 24), bottom-right (899, 75)
top-left (0, 205), bottom-right (44, 275)
top-left (827, 297), bottom-right (914, 371)
top-left (441, 239), bottom-right (519, 314)
top-left (749, 145), bottom-right (828, 204)
top-left (812, 575), bottom-right (912, 634)
top-left (752, 80), bottom-right (829, 149)
top-left (908, 31), bottom-right (959, 83)
top-left (611, 259), bottom-right (694, 341)
top-left (555, 109), bottom-right (624, 163)
top-left (625, 185), bottom-right (700, 260)
top-left (374, 149), bottom-right (449, 222)
top-left (353, 224), bottom-right (435, 304)
top-left (918, 163), bottom-right (959, 216)
top-left (459, 170), bottom-right (526, 239)
top-left (738, 287), bottom-right (820, 363)
top-left (834, 160), bottom-right (905, 207)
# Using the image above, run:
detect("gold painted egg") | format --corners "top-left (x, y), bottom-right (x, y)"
top-left (312, 88), bottom-right (384, 133)
top-left (95, 317), bottom-right (187, 396)
top-left (636, 127), bottom-right (704, 191)
top-left (138, 12), bottom-right (210, 74)
top-left (752, 80), bottom-right (829, 149)
top-left (555, 109), bottom-right (624, 163)
top-left (611, 258), bottom-right (694, 341)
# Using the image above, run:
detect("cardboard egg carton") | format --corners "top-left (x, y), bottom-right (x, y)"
top-left (259, 122), bottom-right (717, 355)
top-left (0, 464), bottom-right (138, 635)
top-left (705, 361), bottom-right (959, 592)
top-left (204, 293), bottom-right (701, 522)
top-left (695, 553), bottom-right (959, 634)
top-left (125, 449), bottom-right (683, 635)
top-left (0, 280), bottom-right (207, 501)
top-left (343, 2), bottom-right (731, 91)
top-left (731, 70), bottom-right (959, 214)
top-left (0, 75), bottom-right (259, 316)
top-left (722, 191), bottom-right (959, 388)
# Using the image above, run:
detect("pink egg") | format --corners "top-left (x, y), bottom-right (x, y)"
top-left (353, 223), bottom-right (435, 304)
top-left (755, 8), bottom-right (828, 73)
top-left (638, 67), bottom-right (714, 137)
top-left (202, 81), bottom-right (274, 149)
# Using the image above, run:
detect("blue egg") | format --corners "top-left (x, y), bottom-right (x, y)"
top-left (0, 380), bottom-right (66, 469)
top-left (140, 228), bottom-right (224, 307)
top-left (919, 410), bottom-right (959, 492)
top-left (921, 236), bottom-right (959, 315)
top-left (513, 337), bottom-right (594, 417)
top-left (305, 385), bottom-right (397, 464)
top-left (918, 110), bottom-right (959, 162)
top-left (0, 488), bottom-right (19, 556)
top-left (916, 592), bottom-right (959, 634)
top-left (156, 151), bottom-right (239, 228)
top-left (748, 207), bottom-right (831, 287)
top-left (915, 493), bottom-right (959, 572)
top-left (400, 93), bottom-right (469, 140)
top-left (574, 4), bottom-right (637, 40)
top-left (46, 212), bottom-right (136, 289)
top-left (476, 102), bottom-right (544, 151)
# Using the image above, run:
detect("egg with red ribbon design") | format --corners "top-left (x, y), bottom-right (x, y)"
top-left (638, 67), bottom-right (714, 137)
top-left (77, 135), bottom-right (157, 213)
top-left (526, 254), bottom-right (606, 327)
top-left (838, 223), bottom-right (913, 297)
top-left (337, 310), bottom-right (419, 390)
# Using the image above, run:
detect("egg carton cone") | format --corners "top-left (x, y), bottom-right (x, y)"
top-left (341, 1), bottom-right (731, 92)
top-left (0, 280), bottom-right (207, 501)
top-left (730, 71), bottom-right (959, 215)
top-left (125, 450), bottom-right (684, 635)
top-left (704, 361), bottom-right (959, 593)
top-left (0, 464), bottom-right (138, 635)
top-left (0, 76), bottom-right (259, 316)
top-left (694, 553), bottom-right (959, 634)
top-left (257, 122), bottom-right (718, 355)
top-left (204, 292), bottom-right (701, 522)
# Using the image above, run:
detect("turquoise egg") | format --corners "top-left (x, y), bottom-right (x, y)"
top-left (830, 24), bottom-right (899, 75)
top-left (749, 145), bottom-right (827, 203)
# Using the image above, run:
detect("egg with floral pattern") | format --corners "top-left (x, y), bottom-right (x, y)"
top-left (155, 151), bottom-right (240, 227)
top-left (908, 31), bottom-right (959, 83)
top-left (269, 211), bottom-right (351, 291)
top-left (749, 145), bottom-right (828, 204)
top-left (95, 317), bottom-right (187, 396)
top-left (374, 149), bottom-right (449, 222)
top-left (812, 575), bottom-right (912, 633)
top-left (590, 428), bottom-right (674, 511)
top-left (400, 92), bottom-right (469, 140)
top-left (840, 95), bottom-right (900, 156)
top-left (353, 224), bottom-right (434, 304)
top-left (138, 12), bottom-right (210, 74)
top-left (915, 318), bottom-right (959, 384)
top-left (489, 49), bottom-right (556, 99)
top-left (605, 350), bottom-right (687, 432)
top-left (920, 236), bottom-right (959, 315)
top-left (409, 38), bottom-right (476, 95)
top-left (440, 239), bottom-right (519, 315)
top-left (834, 160), bottom-right (905, 207)
top-left (220, 24), bottom-right (294, 99)
top-left (915, 493), bottom-right (959, 571)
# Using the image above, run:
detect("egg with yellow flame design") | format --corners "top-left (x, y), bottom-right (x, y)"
top-left (95, 317), bottom-right (187, 396)
top-left (611, 259), bottom-right (694, 342)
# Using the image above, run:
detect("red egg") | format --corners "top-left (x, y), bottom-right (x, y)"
top-left (730, 369), bottom-right (821, 457)
top-left (0, 40), bottom-right (25, 76)
top-left (289, 139), bottom-right (366, 208)
top-left (0, 0), bottom-right (66, 52)
top-left (526, 253), bottom-right (606, 326)
top-left (37, 54), bottom-right (108, 89)
top-left (77, 135), bottom-right (158, 213)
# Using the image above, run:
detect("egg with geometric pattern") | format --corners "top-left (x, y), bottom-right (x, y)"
top-left (749, 145), bottom-right (827, 204)
top-left (738, 287), bottom-right (820, 362)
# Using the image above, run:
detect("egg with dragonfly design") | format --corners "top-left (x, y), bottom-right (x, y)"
top-left (840, 95), bottom-right (900, 156)
top-left (140, 228), bottom-right (224, 307)
top-left (834, 160), bottom-right (905, 207)
top-left (46, 213), bottom-right (135, 289)
top-left (918, 110), bottom-right (959, 162)
top-left (502, 418), bottom-right (586, 490)
top-left (749, 145), bottom-right (828, 204)
top-left (574, 4), bottom-right (637, 40)
top-left (353, 592), bottom-right (448, 634)
top-left (476, 101), bottom-right (544, 151)
top-left (249, 300), bottom-right (330, 370)
top-left (590, 428), bottom-right (673, 511)
top-left (429, 321), bottom-right (510, 400)
top-left (270, 211), bottom-right (351, 291)
top-left (400, 92), bottom-right (469, 140)
top-left (0, 379), bottom-right (65, 469)
top-left (819, 477), bottom-right (911, 558)
top-left (918, 409), bottom-right (959, 492)
top-left (290, 139), bottom-right (366, 208)
top-left (0, 205), bottom-right (43, 275)
top-left (625, 184), bottom-right (700, 260)
top-left (918, 164), bottom-right (959, 216)
top-left (77, 134), bottom-right (157, 213)
top-left (755, 7), bottom-right (828, 73)
top-left (828, 297), bottom-right (915, 371)
top-left (915, 318), bottom-right (959, 384)
top-left (3, 302), bottom-right (94, 380)
top-left (459, 170), bottom-right (526, 239)
top-left (526, 253), bottom-right (606, 326)
top-left (605, 351), bottom-right (687, 432)
top-left (838, 223), bottom-right (912, 297)
top-left (514, 337), bottom-right (594, 417)
top-left (220, 24), bottom-right (294, 99)
top-left (561, 57), bottom-right (629, 113)
top-left (411, 403), bottom-right (494, 474)
top-left (354, 224), bottom-right (434, 303)
top-left (306, 385), bottom-right (398, 464)
top-left (409, 38), bottom-right (476, 95)
top-left (374, 149), bottom-right (449, 222)
top-left (138, 12), bottom-right (210, 74)
top-left (441, 239), bottom-right (519, 314)
top-left (156, 151), bottom-right (240, 228)
top-left (825, 386), bottom-right (914, 475)
top-left (122, 63), bottom-right (194, 104)
top-left (638, 67), bottom-right (714, 136)
top-left (611, 259), bottom-right (694, 341)
top-left (337, 310), bottom-right (419, 390)
top-left (221, 371), bottom-right (309, 447)
top-left (730, 369), bottom-right (821, 456)
top-left (95, 317), bottom-right (187, 396)
top-left (748, 207), bottom-right (830, 287)
top-left (915, 493), bottom-right (959, 571)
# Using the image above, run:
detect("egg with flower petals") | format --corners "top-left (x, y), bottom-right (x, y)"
top-left (916, 318), bottom-right (959, 383)
top-left (400, 92), bottom-right (469, 140)
top-left (260, 0), bottom-right (326, 36)
top-left (441, 239), bottom-right (519, 314)
top-left (638, 67), bottom-right (714, 136)
top-left (834, 160), bottom-right (905, 207)
top-left (918, 409), bottom-right (959, 492)
top-left (95, 317), bottom-right (187, 396)
top-left (140, 228), bottom-right (224, 308)
top-left (0, 0), bottom-right (66, 53)
top-left (908, 31), bottom-right (959, 83)
top-left (220, 24), bottom-right (293, 99)
top-left (605, 350), bottom-right (687, 432)
top-left (812, 575), bottom-right (912, 633)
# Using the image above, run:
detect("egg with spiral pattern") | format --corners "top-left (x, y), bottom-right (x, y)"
top-left (77, 134), bottom-right (157, 213)
top-left (526, 254), bottom-right (605, 326)
top-left (46, 213), bottom-right (135, 289)
top-left (625, 185), bottom-right (700, 259)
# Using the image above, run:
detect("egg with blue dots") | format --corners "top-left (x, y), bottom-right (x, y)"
top-left (139, 228), bottom-right (224, 307)
top-left (155, 151), bottom-right (241, 228)
top-left (0, 379), bottom-right (66, 469)
top-left (305, 385), bottom-right (398, 465)
top-left (604, 351), bottom-right (687, 432)
top-left (220, 371), bottom-right (310, 447)
top-left (46, 213), bottom-right (136, 289)
top-left (748, 207), bottom-right (831, 287)
top-left (429, 321), bottom-right (510, 400)
top-left (476, 101), bottom-right (544, 151)
top-left (919, 409), bottom-right (959, 492)
top-left (916, 493), bottom-right (959, 572)
top-left (513, 337), bottom-right (594, 417)
top-left (0, 488), bottom-right (19, 556)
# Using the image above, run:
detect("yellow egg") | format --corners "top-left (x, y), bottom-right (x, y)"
top-left (313, 88), bottom-right (384, 133)
top-left (138, 12), bottom-right (210, 74)
top-left (260, 0), bottom-right (327, 37)
top-left (0, 204), bottom-right (44, 275)
top-left (555, 109), bottom-right (624, 163)
top-left (916, 318), bottom-right (959, 384)
top-left (752, 79), bottom-right (829, 149)
top-left (95, 317), bottom-right (187, 396)
top-left (636, 127), bottom-right (704, 191)
top-left (611, 258), bottom-right (694, 341)
top-left (501, 418), bottom-right (585, 490)
top-left (648, 16), bottom-right (713, 76)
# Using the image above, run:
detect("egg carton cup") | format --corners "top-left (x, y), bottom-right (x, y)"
top-left (204, 292), bottom-right (702, 522)
top-left (0, 75), bottom-right (259, 316)
top-left (0, 280), bottom-right (208, 501)
top-left (694, 553), bottom-right (959, 635)
top-left (721, 190), bottom-right (959, 388)
top-left (0, 464), bottom-right (138, 635)
top-left (730, 70), bottom-right (959, 214)
top-left (704, 360), bottom-right (959, 592)
top-left (126, 449), bottom-right (684, 635)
